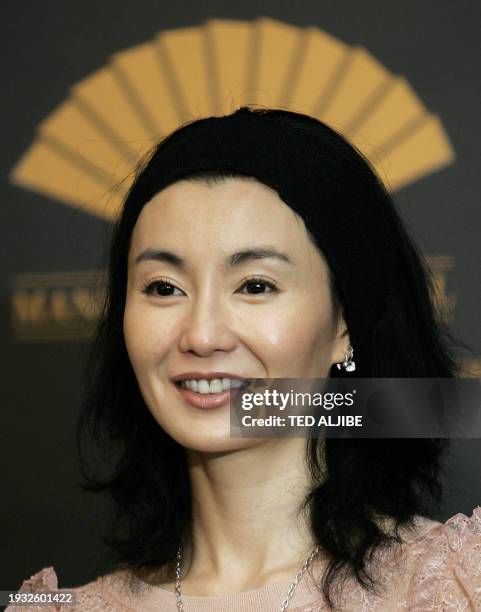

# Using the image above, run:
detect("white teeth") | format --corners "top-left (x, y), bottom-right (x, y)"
top-left (197, 379), bottom-right (211, 394)
top-left (209, 379), bottom-right (223, 393)
top-left (179, 378), bottom-right (244, 393)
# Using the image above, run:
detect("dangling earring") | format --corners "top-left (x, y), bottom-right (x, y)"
top-left (336, 345), bottom-right (356, 372)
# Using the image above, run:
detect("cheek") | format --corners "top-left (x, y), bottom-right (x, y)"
top-left (123, 302), bottom-right (171, 374)
top-left (248, 301), bottom-right (334, 365)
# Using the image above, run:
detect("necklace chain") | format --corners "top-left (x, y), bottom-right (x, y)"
top-left (174, 544), bottom-right (321, 612)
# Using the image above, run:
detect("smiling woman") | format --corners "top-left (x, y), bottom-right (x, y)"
top-left (9, 107), bottom-right (481, 611)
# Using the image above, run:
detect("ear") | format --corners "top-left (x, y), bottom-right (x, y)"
top-left (330, 311), bottom-right (351, 366)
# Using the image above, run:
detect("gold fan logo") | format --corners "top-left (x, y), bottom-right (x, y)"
top-left (10, 17), bottom-right (467, 364)
top-left (10, 17), bottom-right (455, 219)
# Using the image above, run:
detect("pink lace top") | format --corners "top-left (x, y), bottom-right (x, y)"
top-left (7, 507), bottom-right (481, 611)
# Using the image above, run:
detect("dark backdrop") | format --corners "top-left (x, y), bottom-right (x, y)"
top-left (1, 0), bottom-right (480, 594)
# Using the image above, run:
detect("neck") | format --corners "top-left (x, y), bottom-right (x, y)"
top-left (178, 438), bottom-right (321, 594)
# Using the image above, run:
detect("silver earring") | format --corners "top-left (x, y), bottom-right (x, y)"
top-left (336, 345), bottom-right (356, 372)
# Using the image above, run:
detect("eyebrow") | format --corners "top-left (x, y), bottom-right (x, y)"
top-left (134, 246), bottom-right (294, 269)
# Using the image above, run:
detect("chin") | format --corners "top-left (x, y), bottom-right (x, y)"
top-left (170, 431), bottom-right (266, 453)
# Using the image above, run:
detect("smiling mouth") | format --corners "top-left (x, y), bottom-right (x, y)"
top-left (174, 377), bottom-right (246, 394)
top-left (173, 378), bottom-right (248, 409)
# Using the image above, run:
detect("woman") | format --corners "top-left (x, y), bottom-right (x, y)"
top-left (10, 107), bottom-right (481, 611)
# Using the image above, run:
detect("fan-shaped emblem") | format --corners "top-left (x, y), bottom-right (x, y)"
top-left (10, 17), bottom-right (454, 220)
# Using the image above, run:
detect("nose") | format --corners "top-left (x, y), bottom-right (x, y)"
top-left (178, 292), bottom-right (237, 357)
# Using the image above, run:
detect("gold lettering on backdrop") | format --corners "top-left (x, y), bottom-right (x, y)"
top-left (71, 287), bottom-right (100, 320)
top-left (11, 271), bottom-right (105, 341)
top-left (12, 289), bottom-right (49, 324)
top-left (50, 289), bottom-right (72, 323)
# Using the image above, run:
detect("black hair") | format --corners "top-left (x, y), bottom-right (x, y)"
top-left (77, 106), bottom-right (460, 609)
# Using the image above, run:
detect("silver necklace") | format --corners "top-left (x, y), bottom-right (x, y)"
top-left (174, 543), bottom-right (321, 611)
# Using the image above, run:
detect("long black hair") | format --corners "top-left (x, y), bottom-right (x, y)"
top-left (77, 106), bottom-right (460, 609)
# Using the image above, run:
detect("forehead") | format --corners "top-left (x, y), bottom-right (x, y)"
top-left (129, 177), bottom-right (317, 265)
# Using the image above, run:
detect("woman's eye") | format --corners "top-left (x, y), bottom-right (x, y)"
top-left (141, 281), bottom-right (183, 297)
top-left (238, 278), bottom-right (278, 295)
top-left (141, 278), bottom-right (278, 297)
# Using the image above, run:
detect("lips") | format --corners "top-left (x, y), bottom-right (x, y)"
top-left (174, 383), bottom-right (233, 409)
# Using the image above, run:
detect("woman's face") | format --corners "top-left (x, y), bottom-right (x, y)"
top-left (124, 177), bottom-right (349, 451)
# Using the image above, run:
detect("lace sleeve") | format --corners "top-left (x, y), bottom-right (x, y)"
top-left (5, 567), bottom-right (62, 612)
top-left (410, 506), bottom-right (481, 611)
top-left (5, 567), bottom-right (121, 612)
